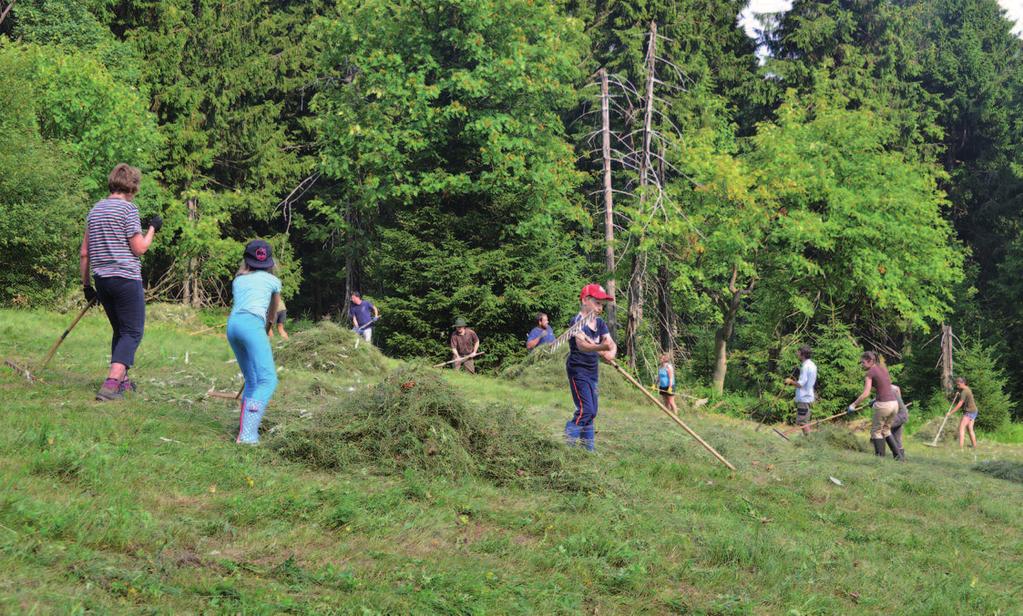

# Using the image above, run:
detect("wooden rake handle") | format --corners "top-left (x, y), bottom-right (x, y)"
top-left (608, 359), bottom-right (736, 471)
top-left (39, 301), bottom-right (96, 371)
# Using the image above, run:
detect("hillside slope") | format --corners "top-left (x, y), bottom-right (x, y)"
top-left (1, 308), bottom-right (1022, 614)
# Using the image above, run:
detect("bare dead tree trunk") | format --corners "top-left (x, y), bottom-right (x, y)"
top-left (0, 0), bottom-right (16, 28)
top-left (940, 324), bottom-right (954, 395)
top-left (656, 263), bottom-right (674, 354)
top-left (183, 198), bottom-right (199, 308)
top-left (599, 67), bottom-right (617, 339)
top-left (342, 205), bottom-right (363, 322)
top-left (624, 21), bottom-right (657, 369)
top-left (711, 265), bottom-right (755, 395)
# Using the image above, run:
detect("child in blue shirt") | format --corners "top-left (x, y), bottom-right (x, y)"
top-left (565, 284), bottom-right (617, 451)
top-left (227, 239), bottom-right (282, 444)
top-left (657, 352), bottom-right (677, 414)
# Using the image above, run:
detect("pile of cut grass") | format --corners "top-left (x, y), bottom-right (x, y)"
top-left (146, 302), bottom-right (203, 328)
top-left (913, 416), bottom-right (958, 444)
top-left (501, 345), bottom-right (645, 403)
top-left (269, 366), bottom-right (599, 492)
top-left (276, 321), bottom-right (389, 377)
top-left (789, 423), bottom-right (870, 453)
top-left (973, 460), bottom-right (1023, 484)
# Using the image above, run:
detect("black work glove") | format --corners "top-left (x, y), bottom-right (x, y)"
top-left (84, 285), bottom-right (98, 303)
top-left (144, 214), bottom-right (164, 232)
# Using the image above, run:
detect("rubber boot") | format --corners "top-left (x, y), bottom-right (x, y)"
top-left (564, 421), bottom-right (582, 447)
top-left (871, 438), bottom-right (886, 457)
top-left (885, 435), bottom-right (904, 461)
top-left (237, 398), bottom-right (265, 445)
top-left (579, 425), bottom-right (595, 452)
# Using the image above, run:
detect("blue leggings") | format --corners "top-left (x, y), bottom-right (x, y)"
top-left (227, 313), bottom-right (278, 428)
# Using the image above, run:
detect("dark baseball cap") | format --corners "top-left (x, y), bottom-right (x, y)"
top-left (244, 239), bottom-right (275, 270)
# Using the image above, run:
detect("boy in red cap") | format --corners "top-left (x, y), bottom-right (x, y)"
top-left (565, 283), bottom-right (617, 451)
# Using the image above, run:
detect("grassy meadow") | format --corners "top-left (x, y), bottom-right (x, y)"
top-left (1, 307), bottom-right (1022, 614)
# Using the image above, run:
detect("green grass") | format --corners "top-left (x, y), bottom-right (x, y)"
top-left (2, 307), bottom-right (1023, 614)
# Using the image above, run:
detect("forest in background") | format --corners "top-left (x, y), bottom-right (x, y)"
top-left (2, 0), bottom-right (1022, 430)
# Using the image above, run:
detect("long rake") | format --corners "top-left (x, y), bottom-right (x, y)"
top-left (607, 359), bottom-right (736, 471)
top-left (924, 393), bottom-right (960, 447)
top-left (3, 300), bottom-right (96, 382)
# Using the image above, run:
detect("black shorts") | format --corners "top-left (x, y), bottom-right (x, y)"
top-left (658, 387), bottom-right (674, 396)
top-left (796, 402), bottom-right (812, 425)
top-left (275, 310), bottom-right (287, 324)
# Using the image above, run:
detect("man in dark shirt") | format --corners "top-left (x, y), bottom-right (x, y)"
top-left (449, 317), bottom-right (480, 373)
top-left (525, 312), bottom-right (556, 351)
top-left (349, 292), bottom-right (379, 342)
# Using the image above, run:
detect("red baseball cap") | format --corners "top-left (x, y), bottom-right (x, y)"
top-left (580, 283), bottom-right (614, 302)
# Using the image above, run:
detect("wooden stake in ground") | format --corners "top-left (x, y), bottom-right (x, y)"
top-left (607, 359), bottom-right (736, 471)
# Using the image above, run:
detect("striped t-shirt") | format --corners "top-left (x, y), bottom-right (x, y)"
top-left (86, 198), bottom-right (143, 280)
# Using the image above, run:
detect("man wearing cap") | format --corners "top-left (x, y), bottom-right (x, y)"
top-left (565, 283), bottom-right (616, 451)
top-left (450, 317), bottom-right (480, 373)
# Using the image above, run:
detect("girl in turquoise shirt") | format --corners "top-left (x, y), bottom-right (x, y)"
top-left (227, 239), bottom-right (282, 445)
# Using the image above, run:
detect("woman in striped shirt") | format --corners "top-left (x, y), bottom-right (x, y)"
top-left (79, 164), bottom-right (162, 401)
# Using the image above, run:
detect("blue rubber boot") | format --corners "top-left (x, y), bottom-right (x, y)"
top-left (579, 425), bottom-right (595, 451)
top-left (237, 398), bottom-right (265, 445)
top-left (564, 421), bottom-right (582, 447)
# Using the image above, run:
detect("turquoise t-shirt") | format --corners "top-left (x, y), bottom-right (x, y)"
top-left (230, 271), bottom-right (282, 322)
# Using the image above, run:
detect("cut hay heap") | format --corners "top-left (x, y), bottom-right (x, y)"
top-left (276, 321), bottom-right (390, 377)
top-left (269, 367), bottom-right (598, 492)
top-left (913, 416), bottom-right (958, 444)
top-left (502, 345), bottom-right (644, 403)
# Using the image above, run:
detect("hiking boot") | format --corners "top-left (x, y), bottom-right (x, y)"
top-left (95, 378), bottom-right (124, 401)
top-left (118, 378), bottom-right (137, 394)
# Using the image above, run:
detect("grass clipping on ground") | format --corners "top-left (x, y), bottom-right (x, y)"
top-left (501, 345), bottom-right (644, 403)
top-left (276, 321), bottom-right (389, 377)
top-left (913, 416), bottom-right (958, 443)
top-left (973, 460), bottom-right (1023, 484)
top-left (269, 366), bottom-right (599, 492)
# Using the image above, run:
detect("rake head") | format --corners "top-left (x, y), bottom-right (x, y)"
top-left (3, 358), bottom-right (37, 382)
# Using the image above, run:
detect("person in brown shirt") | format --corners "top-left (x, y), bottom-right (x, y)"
top-left (847, 351), bottom-right (902, 460)
top-left (948, 376), bottom-right (978, 449)
top-left (449, 317), bottom-right (480, 373)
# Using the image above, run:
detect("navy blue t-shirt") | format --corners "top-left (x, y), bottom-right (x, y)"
top-left (566, 314), bottom-right (610, 376)
top-left (351, 300), bottom-right (375, 327)
top-left (526, 325), bottom-right (556, 349)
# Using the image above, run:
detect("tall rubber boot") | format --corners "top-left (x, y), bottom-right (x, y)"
top-left (579, 425), bottom-right (595, 452)
top-left (871, 438), bottom-right (886, 457)
top-left (564, 421), bottom-right (582, 447)
top-left (885, 435), bottom-right (904, 461)
top-left (237, 398), bottom-right (265, 445)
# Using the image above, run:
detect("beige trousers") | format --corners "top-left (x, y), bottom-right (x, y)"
top-left (871, 400), bottom-right (899, 438)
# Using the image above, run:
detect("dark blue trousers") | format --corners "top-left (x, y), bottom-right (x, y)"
top-left (94, 275), bottom-right (146, 368)
top-left (566, 371), bottom-right (598, 450)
